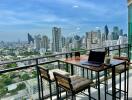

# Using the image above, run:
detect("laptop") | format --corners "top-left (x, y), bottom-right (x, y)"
top-left (81, 50), bottom-right (106, 67)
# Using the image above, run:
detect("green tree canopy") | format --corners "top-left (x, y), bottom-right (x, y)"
top-left (21, 73), bottom-right (30, 81)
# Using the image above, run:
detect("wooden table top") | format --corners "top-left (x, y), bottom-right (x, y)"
top-left (59, 55), bottom-right (125, 72)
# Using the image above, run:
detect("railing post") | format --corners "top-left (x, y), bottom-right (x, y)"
top-left (119, 45), bottom-right (121, 57)
top-left (35, 59), bottom-right (41, 100)
top-left (58, 60), bottom-right (60, 69)
top-left (107, 47), bottom-right (110, 56)
top-left (66, 53), bottom-right (68, 59)
top-left (70, 53), bottom-right (73, 58)
top-left (65, 54), bottom-right (69, 72)
top-left (71, 64), bottom-right (74, 75)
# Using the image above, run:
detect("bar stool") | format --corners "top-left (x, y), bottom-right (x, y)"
top-left (53, 72), bottom-right (95, 100)
top-left (103, 56), bottom-right (132, 99)
top-left (38, 66), bottom-right (70, 100)
top-left (113, 56), bottom-right (132, 100)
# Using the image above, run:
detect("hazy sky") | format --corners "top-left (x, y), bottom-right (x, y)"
top-left (0, 0), bottom-right (128, 41)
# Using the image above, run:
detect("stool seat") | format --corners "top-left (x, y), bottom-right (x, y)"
top-left (38, 66), bottom-right (70, 100)
top-left (115, 65), bottom-right (129, 73)
top-left (53, 72), bottom-right (94, 100)
top-left (39, 66), bottom-right (70, 81)
top-left (49, 69), bottom-right (70, 81)
top-left (70, 75), bottom-right (93, 92)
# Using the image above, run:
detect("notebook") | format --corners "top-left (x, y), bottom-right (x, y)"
top-left (81, 50), bottom-right (106, 67)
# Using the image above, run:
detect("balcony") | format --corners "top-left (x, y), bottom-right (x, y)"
top-left (0, 44), bottom-right (132, 100)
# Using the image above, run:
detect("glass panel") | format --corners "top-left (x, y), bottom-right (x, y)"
top-left (0, 68), bottom-right (38, 100)
top-left (121, 48), bottom-right (128, 57)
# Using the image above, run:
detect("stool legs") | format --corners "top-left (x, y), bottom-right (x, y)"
top-left (127, 69), bottom-right (129, 100)
top-left (88, 86), bottom-right (91, 100)
top-left (66, 91), bottom-right (68, 100)
top-left (49, 82), bottom-right (52, 100)
top-left (104, 70), bottom-right (108, 100)
top-left (56, 84), bottom-right (59, 100)
top-left (119, 73), bottom-right (121, 100)
top-left (72, 93), bottom-right (76, 100)
top-left (40, 77), bottom-right (44, 100)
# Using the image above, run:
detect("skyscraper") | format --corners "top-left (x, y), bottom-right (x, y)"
top-left (28, 33), bottom-right (34, 44)
top-left (72, 35), bottom-right (81, 49)
top-left (52, 27), bottom-right (62, 52)
top-left (112, 26), bottom-right (119, 40)
top-left (61, 36), bottom-right (66, 48)
top-left (85, 32), bottom-right (92, 49)
top-left (97, 30), bottom-right (102, 47)
top-left (85, 31), bottom-right (99, 49)
top-left (97, 30), bottom-right (101, 39)
top-left (34, 35), bottom-right (41, 51)
top-left (119, 29), bottom-right (123, 36)
top-left (104, 25), bottom-right (109, 40)
top-left (41, 35), bottom-right (49, 51)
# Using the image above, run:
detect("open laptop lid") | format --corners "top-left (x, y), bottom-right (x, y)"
top-left (88, 50), bottom-right (106, 63)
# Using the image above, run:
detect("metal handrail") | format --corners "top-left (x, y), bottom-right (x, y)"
top-left (0, 44), bottom-right (131, 74)
top-left (0, 44), bottom-right (129, 65)
top-left (0, 44), bottom-right (131, 99)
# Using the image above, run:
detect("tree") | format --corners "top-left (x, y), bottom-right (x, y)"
top-left (32, 71), bottom-right (37, 78)
top-left (1, 74), bottom-right (12, 85)
top-left (0, 78), bottom-right (8, 96)
top-left (21, 74), bottom-right (30, 81)
top-left (16, 82), bottom-right (26, 90)
top-left (6, 63), bottom-right (17, 68)
top-left (0, 87), bottom-right (7, 97)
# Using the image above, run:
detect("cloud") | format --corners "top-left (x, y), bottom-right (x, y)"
top-left (0, 8), bottom-right (70, 26)
top-left (72, 5), bottom-right (79, 8)
top-left (0, 0), bottom-right (127, 41)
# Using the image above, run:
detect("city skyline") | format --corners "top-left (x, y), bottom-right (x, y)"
top-left (0, 0), bottom-right (128, 41)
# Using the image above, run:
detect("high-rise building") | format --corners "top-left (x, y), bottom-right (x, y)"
top-left (27, 33), bottom-right (34, 44)
top-left (117, 36), bottom-right (128, 45)
top-left (119, 29), bottom-right (123, 36)
top-left (104, 25), bottom-right (109, 40)
top-left (34, 35), bottom-right (41, 51)
top-left (91, 31), bottom-right (98, 44)
top-left (128, 0), bottom-right (132, 46)
top-left (72, 35), bottom-right (81, 49)
top-left (97, 30), bottom-right (102, 47)
top-left (61, 36), bottom-right (66, 48)
top-left (81, 36), bottom-right (86, 49)
top-left (112, 26), bottom-right (119, 40)
top-left (41, 35), bottom-right (49, 51)
top-left (113, 26), bottom-right (119, 34)
top-left (85, 31), bottom-right (100, 49)
top-left (101, 33), bottom-right (106, 42)
top-left (52, 27), bottom-right (62, 52)
top-left (85, 32), bottom-right (92, 49)
top-left (97, 30), bottom-right (101, 39)
top-left (65, 37), bottom-right (72, 51)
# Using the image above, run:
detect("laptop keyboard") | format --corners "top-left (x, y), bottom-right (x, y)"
top-left (81, 61), bottom-right (102, 67)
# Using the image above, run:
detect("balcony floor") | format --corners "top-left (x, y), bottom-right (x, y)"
top-left (47, 69), bottom-right (132, 100)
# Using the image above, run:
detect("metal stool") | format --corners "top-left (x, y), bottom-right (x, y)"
top-left (38, 66), bottom-right (70, 100)
top-left (113, 56), bottom-right (131, 100)
top-left (53, 72), bottom-right (96, 100)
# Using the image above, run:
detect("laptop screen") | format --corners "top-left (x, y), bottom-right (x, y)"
top-left (88, 50), bottom-right (106, 63)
